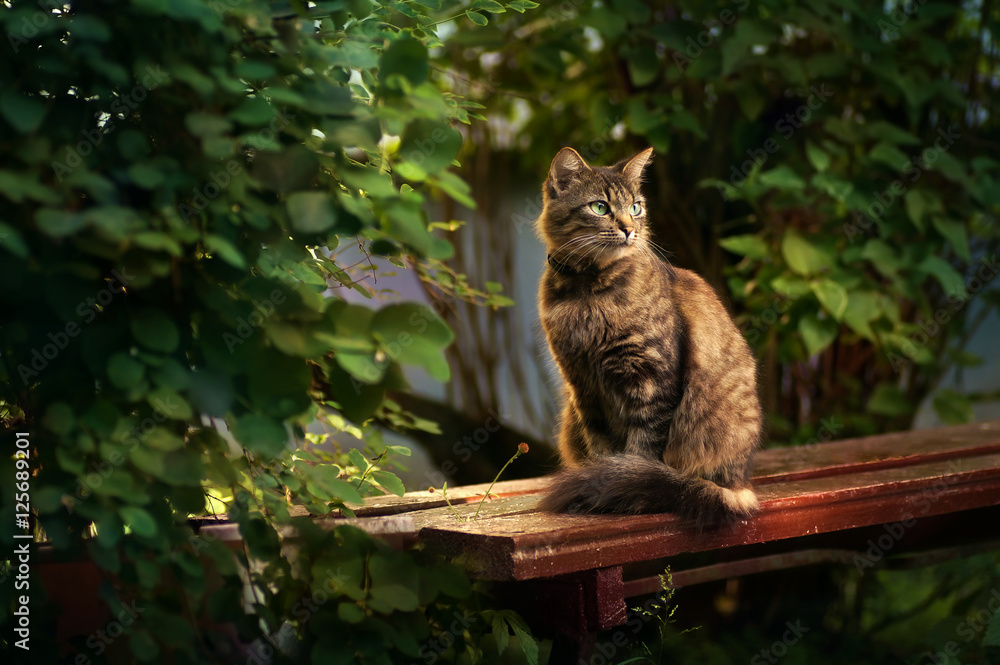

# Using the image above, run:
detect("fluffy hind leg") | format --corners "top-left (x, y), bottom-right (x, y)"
top-left (663, 375), bottom-right (761, 518)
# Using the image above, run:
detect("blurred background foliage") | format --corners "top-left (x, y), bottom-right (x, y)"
top-left (1, 0), bottom-right (999, 663)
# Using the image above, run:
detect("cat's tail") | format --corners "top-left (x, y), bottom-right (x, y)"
top-left (538, 454), bottom-right (759, 527)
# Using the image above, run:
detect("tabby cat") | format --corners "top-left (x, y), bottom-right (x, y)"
top-left (536, 147), bottom-right (762, 526)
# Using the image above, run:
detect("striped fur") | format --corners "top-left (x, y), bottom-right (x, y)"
top-left (536, 147), bottom-right (762, 528)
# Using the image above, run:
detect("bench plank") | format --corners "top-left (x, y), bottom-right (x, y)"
top-left (754, 421), bottom-right (1000, 483)
top-left (418, 449), bottom-right (1000, 580)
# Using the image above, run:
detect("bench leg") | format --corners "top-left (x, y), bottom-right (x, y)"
top-left (495, 566), bottom-right (627, 662)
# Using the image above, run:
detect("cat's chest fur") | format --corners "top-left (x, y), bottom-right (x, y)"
top-left (539, 257), bottom-right (682, 403)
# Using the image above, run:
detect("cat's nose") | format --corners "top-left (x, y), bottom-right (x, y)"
top-left (620, 224), bottom-right (634, 242)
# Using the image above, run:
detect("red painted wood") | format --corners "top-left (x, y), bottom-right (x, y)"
top-left (754, 421), bottom-right (1000, 484)
top-left (418, 450), bottom-right (1000, 580)
top-left (590, 567), bottom-right (627, 630)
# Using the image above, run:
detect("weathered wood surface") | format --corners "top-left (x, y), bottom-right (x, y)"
top-left (317, 421), bottom-right (1000, 581)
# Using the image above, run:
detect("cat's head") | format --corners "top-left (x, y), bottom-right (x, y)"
top-left (537, 147), bottom-right (654, 267)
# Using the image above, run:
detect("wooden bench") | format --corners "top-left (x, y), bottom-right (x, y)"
top-left (208, 421), bottom-right (1000, 658)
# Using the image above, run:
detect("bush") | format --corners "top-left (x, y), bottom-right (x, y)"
top-left (0, 1), bottom-right (531, 662)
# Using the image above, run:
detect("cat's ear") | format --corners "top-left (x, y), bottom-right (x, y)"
top-left (622, 147), bottom-right (654, 185)
top-left (547, 147), bottom-right (591, 196)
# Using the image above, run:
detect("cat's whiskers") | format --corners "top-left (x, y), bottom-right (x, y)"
top-left (569, 237), bottom-right (603, 271)
top-left (551, 235), bottom-right (594, 265)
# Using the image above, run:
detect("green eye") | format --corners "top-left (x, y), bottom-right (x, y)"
top-left (629, 202), bottom-right (643, 216)
top-left (589, 201), bottom-right (609, 215)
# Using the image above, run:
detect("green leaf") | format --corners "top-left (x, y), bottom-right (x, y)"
top-left (770, 275), bottom-right (811, 297)
top-left (185, 112), bottom-right (232, 137)
top-left (127, 163), bottom-right (165, 189)
top-left (932, 389), bottom-right (973, 425)
top-left (337, 602), bottom-right (365, 624)
top-left (0, 222), bottom-right (29, 258)
top-left (719, 234), bottom-right (768, 259)
top-left (371, 470), bottom-right (405, 497)
top-left (131, 308), bottom-right (180, 353)
top-left (472, 0), bottom-right (505, 12)
top-left (231, 414), bottom-right (288, 458)
top-left (759, 166), bottom-right (806, 191)
top-left (811, 173), bottom-right (853, 201)
top-left (806, 142), bottom-right (830, 172)
top-left (508, 0), bottom-right (540, 12)
top-left (507, 614), bottom-right (540, 665)
top-left (919, 255), bottom-right (965, 296)
top-left (782, 230), bottom-right (834, 276)
top-left (798, 313), bottom-right (837, 357)
top-left (466, 10), bottom-right (489, 25)
top-left (204, 235), bottom-right (248, 269)
top-left (68, 15), bottom-right (111, 41)
top-left (492, 614), bottom-right (510, 654)
top-left (983, 606), bottom-right (1000, 647)
top-left (869, 142), bottom-right (908, 169)
top-left (864, 121), bottom-right (921, 145)
top-left (107, 353), bottom-right (145, 390)
top-left (229, 97), bottom-right (276, 126)
top-left (287, 191), bottom-right (338, 233)
top-left (43, 402), bottom-right (75, 436)
top-left (0, 93), bottom-right (46, 134)
top-left (368, 553), bottom-right (420, 612)
top-left (324, 478), bottom-right (365, 505)
top-left (810, 279), bottom-right (848, 321)
top-left (380, 36), bottom-right (429, 86)
top-left (130, 629), bottom-right (160, 661)
top-left (400, 120), bottom-right (463, 175)
top-left (843, 290), bottom-right (881, 340)
top-left (147, 387), bottom-right (194, 420)
top-left (348, 448), bottom-right (370, 473)
top-left (903, 189), bottom-right (943, 231)
top-left (119, 506), bottom-right (158, 538)
top-left (868, 384), bottom-right (910, 416)
top-left (371, 303), bottom-right (453, 347)
top-left (36, 209), bottom-right (85, 238)
top-left (861, 239), bottom-right (900, 278)
top-left (931, 216), bottom-right (971, 263)
top-left (301, 465), bottom-right (365, 504)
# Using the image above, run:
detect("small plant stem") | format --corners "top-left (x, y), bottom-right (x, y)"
top-left (441, 483), bottom-right (464, 520)
top-left (354, 449), bottom-right (387, 491)
top-left (473, 449), bottom-right (523, 520)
